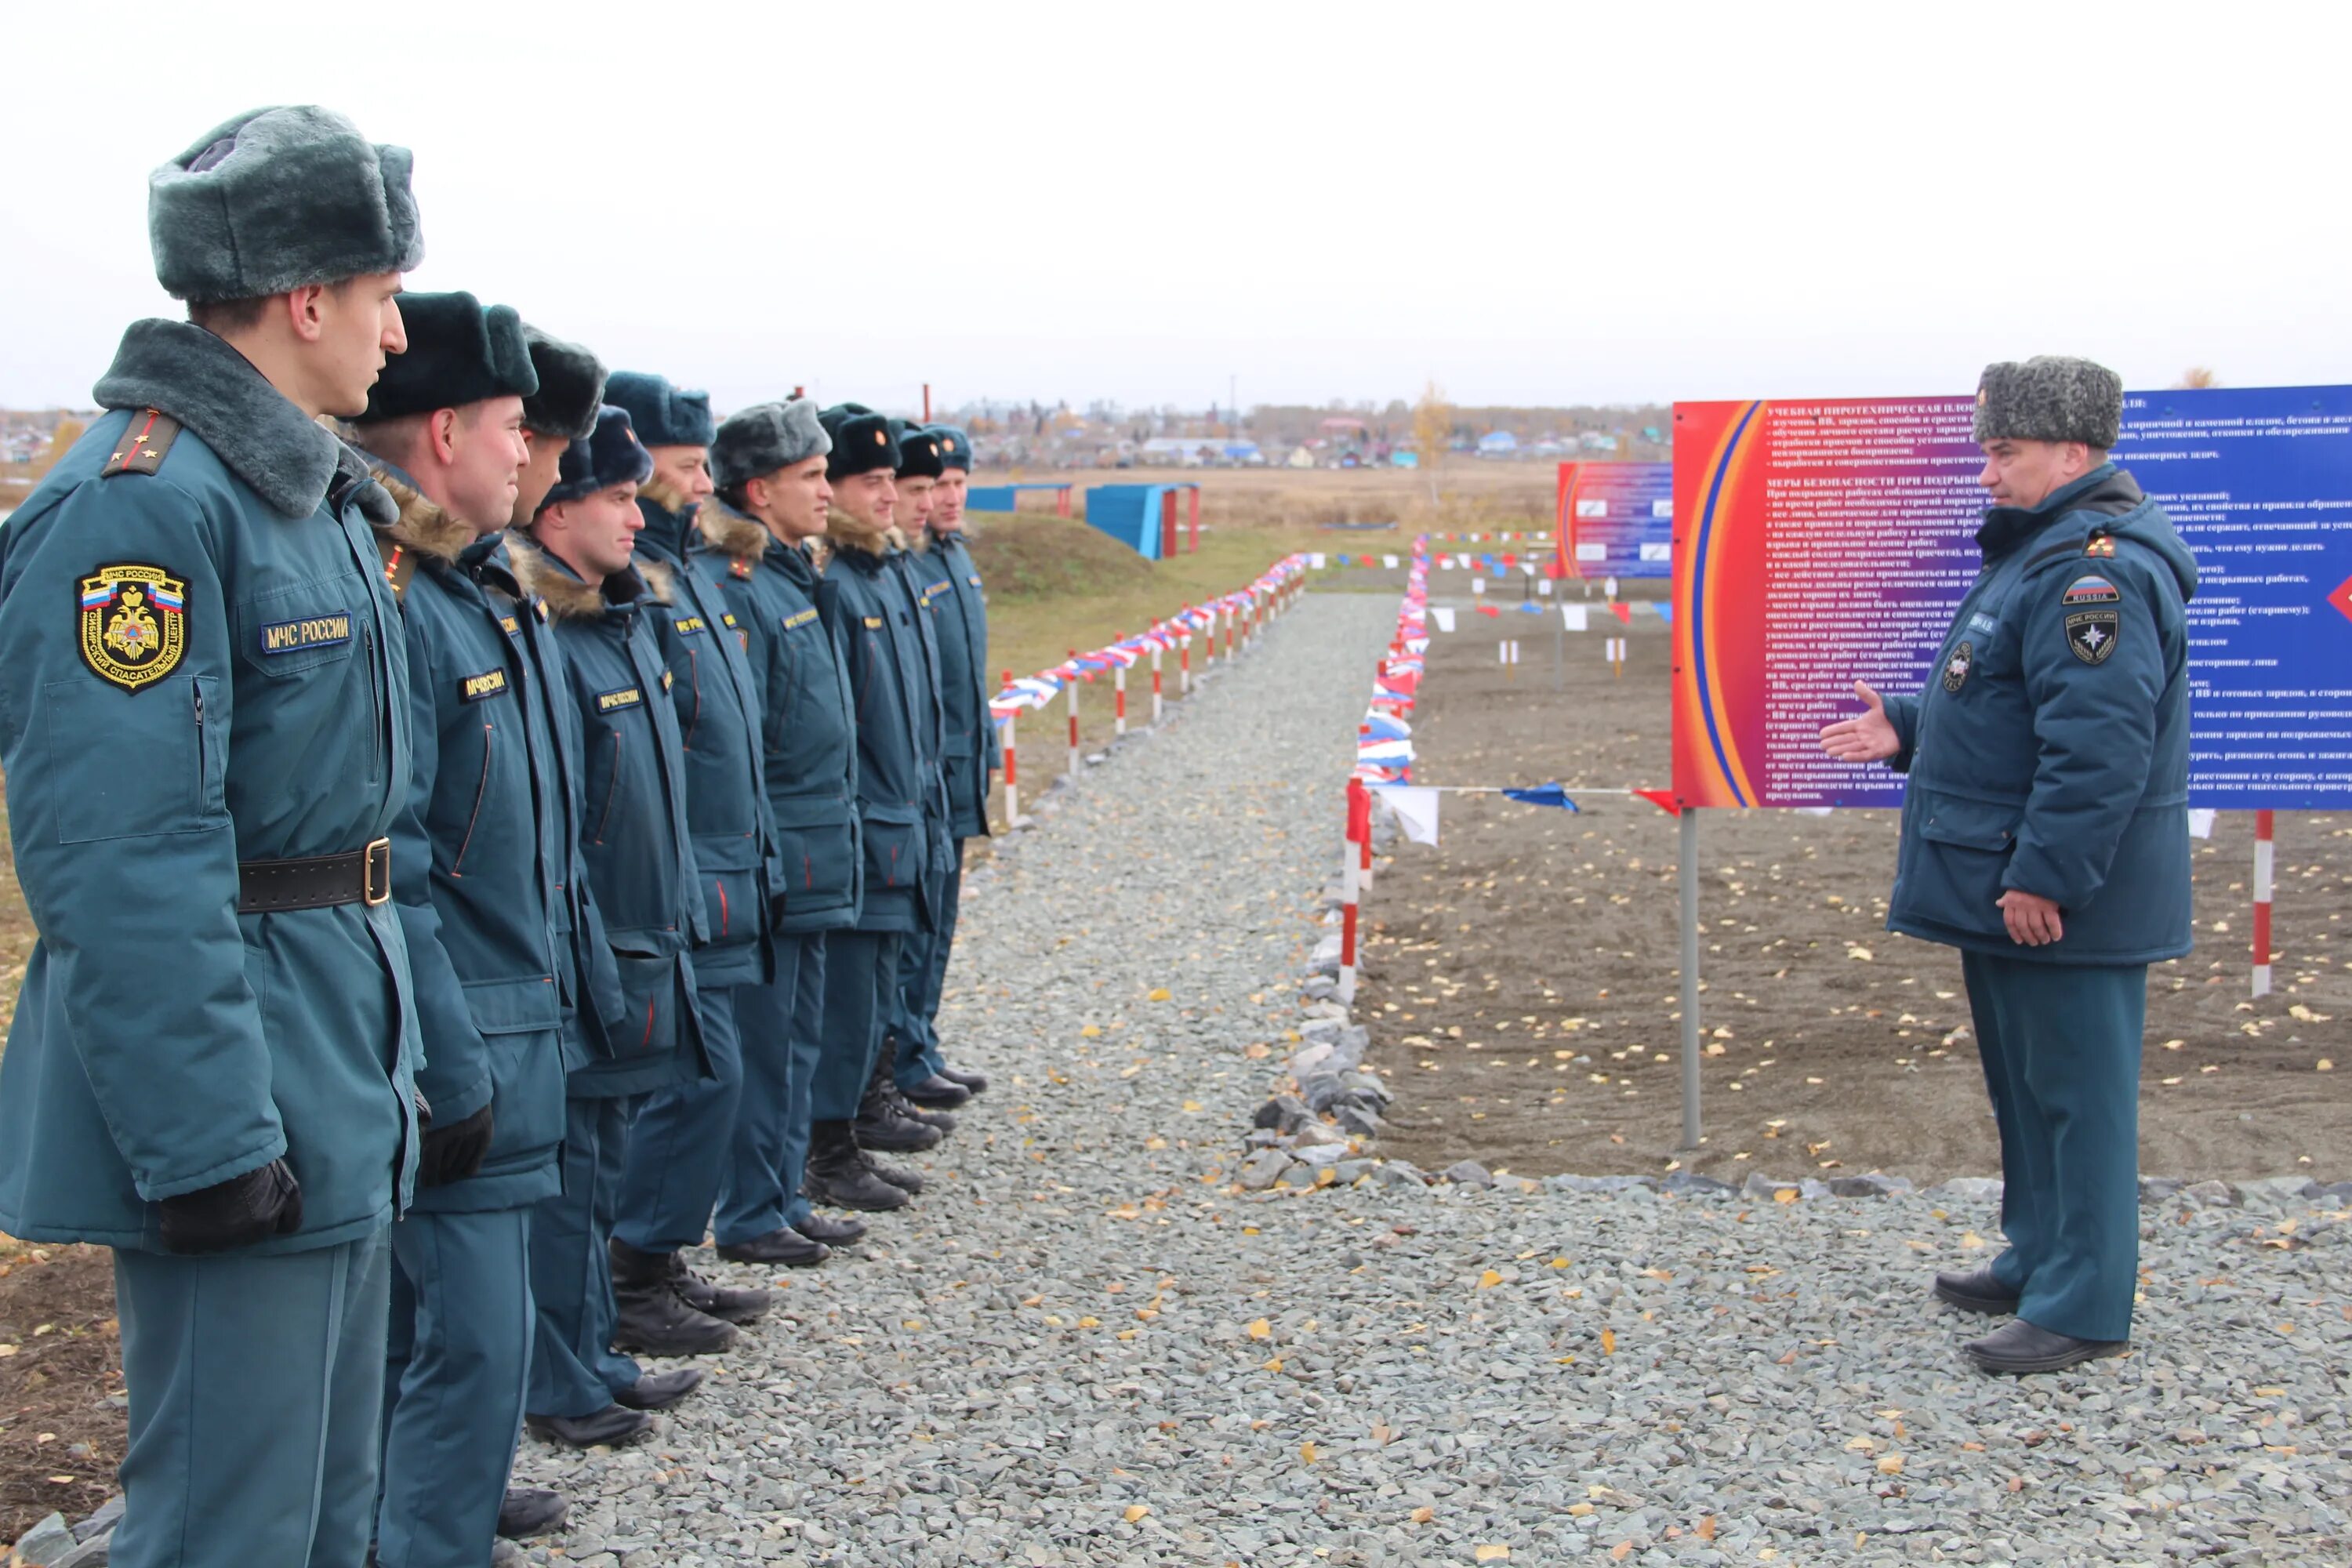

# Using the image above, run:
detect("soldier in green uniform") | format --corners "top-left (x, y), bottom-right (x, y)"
top-left (1822, 356), bottom-right (2198, 1374)
top-left (889, 423), bottom-right (996, 1105)
top-left (0, 107), bottom-right (423, 1568)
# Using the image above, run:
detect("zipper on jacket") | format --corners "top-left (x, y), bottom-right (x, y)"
top-left (593, 731), bottom-right (622, 844)
top-left (681, 649), bottom-right (702, 749)
top-left (191, 681), bottom-right (206, 807)
top-left (451, 721), bottom-right (494, 874)
top-left (364, 623), bottom-right (386, 782)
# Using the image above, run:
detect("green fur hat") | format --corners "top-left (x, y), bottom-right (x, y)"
top-left (712, 398), bottom-right (831, 494)
top-left (1973, 356), bottom-right (2123, 449)
top-left (819, 403), bottom-right (899, 482)
top-left (521, 326), bottom-right (607, 442)
top-left (604, 370), bottom-right (714, 448)
top-left (924, 423), bottom-right (973, 471)
top-left (361, 292), bottom-right (535, 420)
top-left (891, 418), bottom-right (945, 481)
top-left (150, 106), bottom-right (424, 303)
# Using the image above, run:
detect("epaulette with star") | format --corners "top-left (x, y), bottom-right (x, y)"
top-left (101, 409), bottom-right (180, 477)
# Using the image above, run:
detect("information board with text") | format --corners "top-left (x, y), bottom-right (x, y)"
top-left (1556, 462), bottom-right (1674, 579)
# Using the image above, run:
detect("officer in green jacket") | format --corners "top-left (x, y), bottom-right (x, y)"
top-left (599, 371), bottom-right (778, 1352)
top-left (702, 399), bottom-right (868, 1262)
top-left (1821, 356), bottom-right (2198, 1375)
top-left (891, 422), bottom-right (997, 1105)
top-left (512, 408), bottom-right (718, 1448)
top-left (805, 405), bottom-right (949, 1210)
top-left (0, 107), bottom-right (422, 1568)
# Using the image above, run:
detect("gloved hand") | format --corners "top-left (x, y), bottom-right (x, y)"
top-left (416, 1102), bottom-right (495, 1188)
top-left (158, 1157), bottom-right (303, 1254)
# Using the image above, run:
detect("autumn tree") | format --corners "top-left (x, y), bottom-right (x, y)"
top-left (2175, 367), bottom-right (2219, 389)
top-left (1411, 379), bottom-right (1450, 495)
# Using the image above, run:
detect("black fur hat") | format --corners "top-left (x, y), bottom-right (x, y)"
top-left (819, 403), bottom-right (900, 482)
top-left (713, 398), bottom-right (831, 494)
top-left (522, 327), bottom-right (607, 442)
top-left (361, 292), bottom-right (536, 420)
top-left (150, 106), bottom-right (424, 303)
top-left (604, 370), bottom-right (715, 448)
top-left (539, 405), bottom-right (655, 513)
top-left (891, 419), bottom-right (945, 481)
top-left (1973, 357), bottom-right (2123, 449)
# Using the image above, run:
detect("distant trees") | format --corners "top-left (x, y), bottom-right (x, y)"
top-left (2175, 368), bottom-right (2219, 389)
top-left (1412, 379), bottom-right (1450, 472)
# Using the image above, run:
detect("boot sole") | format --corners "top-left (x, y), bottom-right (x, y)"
top-left (1966, 1340), bottom-right (2128, 1374)
top-left (855, 1129), bottom-right (943, 1152)
top-left (697, 1301), bottom-right (775, 1323)
top-left (715, 1249), bottom-right (829, 1271)
top-left (808, 1186), bottom-right (907, 1213)
top-left (610, 1328), bottom-right (738, 1356)
top-left (1933, 1282), bottom-right (2023, 1316)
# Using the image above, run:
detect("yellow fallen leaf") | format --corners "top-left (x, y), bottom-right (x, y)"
top-left (1264, 1356), bottom-right (1284, 1372)
top-left (1697, 1515), bottom-right (1718, 1542)
top-left (1181, 1100), bottom-right (1203, 1112)
top-left (902, 1318), bottom-right (923, 1330)
top-left (1478, 1269), bottom-right (1503, 1289)
top-left (1300, 1441), bottom-right (1318, 1464)
top-left (1124, 1504), bottom-right (1149, 1523)
top-left (1078, 1316), bottom-right (1100, 1328)
top-left (1148, 988), bottom-right (1172, 1002)
top-left (1773, 1188), bottom-right (1798, 1204)
top-left (1610, 1544), bottom-right (1633, 1563)
top-left (1568, 1503), bottom-right (1595, 1517)
top-left (1080, 1024), bottom-right (1102, 1038)
top-left (0, 1345), bottom-right (16, 1357)
top-left (1847, 946), bottom-right (1874, 962)
top-left (1247, 1318), bottom-right (1272, 1340)
top-left (1877, 1455), bottom-right (1904, 1475)
top-left (2162, 1038), bottom-right (2185, 1051)
top-left (1551, 1257), bottom-right (1570, 1269)
top-left (1600, 1327), bottom-right (1616, 1355)
top-left (2320, 1059), bottom-right (2336, 1073)
top-left (1475, 1548), bottom-right (1511, 1563)
top-left (1410, 1505), bottom-right (1434, 1523)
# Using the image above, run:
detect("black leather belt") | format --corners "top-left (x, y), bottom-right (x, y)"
top-left (238, 838), bottom-right (392, 913)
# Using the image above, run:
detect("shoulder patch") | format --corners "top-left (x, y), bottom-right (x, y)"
top-left (78, 563), bottom-right (188, 691)
top-left (459, 668), bottom-right (508, 702)
top-left (2083, 534), bottom-right (2117, 559)
top-left (100, 410), bottom-right (181, 478)
top-left (597, 684), bottom-right (644, 712)
top-left (1942, 640), bottom-right (1973, 692)
top-left (2066, 609), bottom-right (2121, 664)
top-left (2063, 574), bottom-right (2121, 605)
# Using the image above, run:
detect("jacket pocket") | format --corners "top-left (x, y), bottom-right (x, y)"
top-left (1897, 788), bottom-right (2022, 938)
top-left (692, 831), bottom-right (765, 943)
top-left (772, 794), bottom-right (856, 904)
top-left (461, 976), bottom-right (565, 1161)
top-left (604, 946), bottom-right (686, 1061)
top-left (45, 675), bottom-right (225, 844)
top-left (860, 801), bottom-right (924, 892)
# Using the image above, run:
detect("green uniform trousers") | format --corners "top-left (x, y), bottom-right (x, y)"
top-left (1962, 949), bottom-right (2146, 1341)
top-left (812, 930), bottom-right (901, 1121)
top-left (717, 933), bottom-right (826, 1244)
top-left (525, 1094), bottom-right (642, 1418)
top-left (891, 842), bottom-right (962, 1090)
top-left (111, 1229), bottom-right (390, 1568)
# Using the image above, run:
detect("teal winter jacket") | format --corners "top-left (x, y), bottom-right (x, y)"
top-left (820, 529), bottom-right (947, 935)
top-left (633, 482), bottom-right (775, 985)
top-left (1883, 465), bottom-right (2199, 965)
top-left (699, 504), bottom-right (861, 935)
top-left (517, 539), bottom-right (709, 1096)
top-left (0, 320), bottom-right (421, 1252)
top-left (908, 527), bottom-right (999, 840)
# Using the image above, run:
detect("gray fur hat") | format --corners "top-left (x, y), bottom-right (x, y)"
top-left (521, 326), bottom-right (607, 442)
top-left (1973, 356), bottom-right (2123, 449)
top-left (713, 399), bottom-right (832, 493)
top-left (150, 106), bottom-right (424, 303)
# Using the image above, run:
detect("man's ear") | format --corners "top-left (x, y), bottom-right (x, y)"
top-left (430, 407), bottom-right (461, 467)
top-left (285, 284), bottom-right (330, 343)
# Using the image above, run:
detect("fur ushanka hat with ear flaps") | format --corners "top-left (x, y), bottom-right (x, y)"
top-left (1973, 356), bottom-right (2124, 450)
top-left (149, 105), bottom-right (424, 303)
top-left (604, 371), bottom-right (715, 448)
top-left (539, 405), bottom-right (655, 514)
top-left (891, 419), bottom-right (944, 481)
top-left (712, 399), bottom-right (832, 495)
top-left (522, 327), bottom-right (607, 443)
top-left (925, 424), bottom-right (973, 472)
top-left (818, 403), bottom-right (899, 482)
top-left (360, 292), bottom-right (536, 420)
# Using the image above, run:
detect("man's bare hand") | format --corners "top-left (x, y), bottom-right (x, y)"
top-left (1998, 888), bottom-right (2064, 946)
top-left (1819, 680), bottom-right (1900, 763)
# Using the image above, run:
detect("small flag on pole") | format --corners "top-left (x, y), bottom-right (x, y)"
top-left (1501, 783), bottom-right (1578, 811)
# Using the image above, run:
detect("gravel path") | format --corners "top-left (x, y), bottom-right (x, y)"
top-left (509, 591), bottom-right (2352, 1568)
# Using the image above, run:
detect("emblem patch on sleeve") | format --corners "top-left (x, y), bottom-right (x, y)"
top-left (2066, 609), bottom-right (2121, 664)
top-left (78, 563), bottom-right (188, 692)
top-left (1942, 640), bottom-right (1973, 692)
top-left (2063, 574), bottom-right (2120, 605)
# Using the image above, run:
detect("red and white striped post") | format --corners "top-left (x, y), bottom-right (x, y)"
top-left (2253, 808), bottom-right (2276, 996)
top-left (1202, 608), bottom-right (1216, 668)
top-left (1000, 668), bottom-right (1018, 825)
top-left (1181, 630), bottom-right (1193, 692)
top-left (1341, 776), bottom-right (1369, 1004)
top-left (1225, 607), bottom-right (1236, 660)
top-left (1114, 653), bottom-right (1127, 737)
top-left (1066, 651), bottom-right (1081, 779)
top-left (1151, 642), bottom-right (1164, 722)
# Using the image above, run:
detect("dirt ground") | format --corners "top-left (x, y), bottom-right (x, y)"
top-left (0, 1243), bottom-right (122, 1541)
top-left (1351, 578), bottom-right (2352, 1184)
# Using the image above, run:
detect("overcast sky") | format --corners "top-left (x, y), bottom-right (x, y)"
top-left (3, 2), bottom-right (2344, 416)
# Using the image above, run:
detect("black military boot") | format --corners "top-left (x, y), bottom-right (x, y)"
top-left (855, 1056), bottom-right (945, 1152)
top-left (608, 1239), bottom-right (738, 1356)
top-left (797, 1211), bottom-right (868, 1245)
top-left (902, 1073), bottom-right (971, 1109)
top-left (861, 1144), bottom-right (927, 1195)
top-left (804, 1120), bottom-right (909, 1211)
top-left (716, 1227), bottom-right (829, 1268)
top-left (665, 1248), bottom-right (772, 1323)
top-left (938, 1064), bottom-right (989, 1096)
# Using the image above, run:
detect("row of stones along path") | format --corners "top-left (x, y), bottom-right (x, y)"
top-left (510, 591), bottom-right (2350, 1568)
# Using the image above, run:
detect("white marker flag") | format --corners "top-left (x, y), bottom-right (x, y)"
top-left (1372, 785), bottom-right (1441, 846)
top-left (1471, 578), bottom-right (1486, 595)
top-left (2188, 808), bottom-right (2218, 840)
top-left (1432, 606), bottom-right (1457, 633)
top-left (1560, 604), bottom-right (1588, 632)
top-left (1383, 554), bottom-right (1399, 569)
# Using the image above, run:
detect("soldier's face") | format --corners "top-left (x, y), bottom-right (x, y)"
top-left (577, 482), bottom-right (645, 576)
top-left (650, 445), bottom-right (715, 505)
top-left (836, 469), bottom-right (895, 532)
top-left (445, 397), bottom-right (529, 533)
top-left (309, 271), bottom-right (408, 418)
top-left (515, 430), bottom-right (568, 524)
top-left (898, 474), bottom-right (936, 531)
top-left (775, 456), bottom-right (831, 541)
top-left (931, 471), bottom-right (967, 532)
top-left (1978, 438), bottom-right (2091, 510)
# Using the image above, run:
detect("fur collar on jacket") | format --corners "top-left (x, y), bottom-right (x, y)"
top-left (637, 474), bottom-right (695, 516)
top-left (825, 505), bottom-right (905, 559)
top-left (696, 499), bottom-right (773, 564)
top-left (509, 532), bottom-right (672, 621)
top-left (368, 469), bottom-right (479, 566)
top-left (93, 318), bottom-right (382, 522)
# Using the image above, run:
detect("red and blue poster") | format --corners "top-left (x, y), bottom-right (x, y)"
top-left (1556, 462), bottom-right (1674, 579)
top-left (1672, 387), bottom-right (2352, 810)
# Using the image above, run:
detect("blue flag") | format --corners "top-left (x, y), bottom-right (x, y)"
top-left (1501, 783), bottom-right (1578, 811)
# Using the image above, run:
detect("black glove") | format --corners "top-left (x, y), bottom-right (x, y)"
top-left (416, 1102), bottom-right (495, 1188)
top-left (158, 1157), bottom-right (303, 1254)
